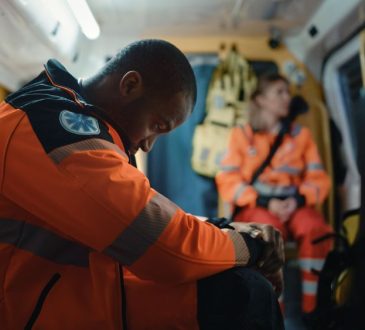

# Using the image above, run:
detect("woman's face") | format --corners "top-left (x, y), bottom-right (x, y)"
top-left (257, 80), bottom-right (290, 118)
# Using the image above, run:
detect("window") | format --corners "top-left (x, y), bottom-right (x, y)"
top-left (338, 54), bottom-right (365, 168)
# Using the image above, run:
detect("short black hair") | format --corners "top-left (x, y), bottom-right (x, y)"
top-left (102, 39), bottom-right (197, 106)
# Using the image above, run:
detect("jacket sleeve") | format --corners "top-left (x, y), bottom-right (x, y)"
top-left (215, 127), bottom-right (258, 208)
top-left (2, 117), bottom-right (250, 284)
top-left (298, 128), bottom-right (331, 206)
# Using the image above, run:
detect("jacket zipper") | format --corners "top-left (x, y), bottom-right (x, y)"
top-left (24, 273), bottom-right (61, 330)
top-left (120, 266), bottom-right (128, 330)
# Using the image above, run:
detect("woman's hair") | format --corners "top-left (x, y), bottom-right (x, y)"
top-left (248, 72), bottom-right (289, 131)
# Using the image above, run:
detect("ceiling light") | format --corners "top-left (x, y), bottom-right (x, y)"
top-left (66, 0), bottom-right (100, 40)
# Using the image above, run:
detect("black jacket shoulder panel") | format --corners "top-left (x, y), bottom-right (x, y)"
top-left (5, 60), bottom-right (113, 153)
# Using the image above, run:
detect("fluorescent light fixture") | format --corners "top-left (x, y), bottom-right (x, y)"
top-left (66, 0), bottom-right (100, 40)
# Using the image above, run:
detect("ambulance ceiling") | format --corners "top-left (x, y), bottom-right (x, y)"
top-left (88, 0), bottom-right (322, 37)
top-left (0, 0), bottom-right (356, 90)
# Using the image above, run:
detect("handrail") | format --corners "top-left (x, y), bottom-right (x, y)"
top-left (314, 100), bottom-right (335, 228)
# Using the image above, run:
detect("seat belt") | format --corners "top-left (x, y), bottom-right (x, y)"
top-left (231, 122), bottom-right (288, 220)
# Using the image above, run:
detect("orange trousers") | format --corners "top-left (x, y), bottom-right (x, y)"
top-left (235, 206), bottom-right (333, 313)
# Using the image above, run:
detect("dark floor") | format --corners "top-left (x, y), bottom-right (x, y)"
top-left (284, 260), bottom-right (308, 330)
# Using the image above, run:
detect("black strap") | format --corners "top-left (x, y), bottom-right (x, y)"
top-left (231, 122), bottom-right (289, 220)
top-left (250, 123), bottom-right (287, 184)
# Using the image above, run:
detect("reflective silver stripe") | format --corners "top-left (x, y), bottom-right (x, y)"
top-left (233, 183), bottom-right (248, 203)
top-left (299, 258), bottom-right (325, 272)
top-left (253, 181), bottom-right (297, 197)
top-left (306, 163), bottom-right (324, 171)
top-left (104, 193), bottom-right (177, 266)
top-left (48, 138), bottom-right (128, 164)
top-left (302, 280), bottom-right (318, 295)
top-left (274, 165), bottom-right (302, 175)
top-left (220, 165), bottom-right (240, 173)
top-left (0, 218), bottom-right (89, 267)
top-left (227, 230), bottom-right (250, 266)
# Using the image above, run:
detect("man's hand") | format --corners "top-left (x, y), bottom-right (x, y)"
top-left (228, 222), bottom-right (285, 294)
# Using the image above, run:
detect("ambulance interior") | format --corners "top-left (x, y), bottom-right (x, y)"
top-left (0, 0), bottom-right (364, 329)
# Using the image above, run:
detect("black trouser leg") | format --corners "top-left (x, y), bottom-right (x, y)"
top-left (197, 267), bottom-right (284, 330)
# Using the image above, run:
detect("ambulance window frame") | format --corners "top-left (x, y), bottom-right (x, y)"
top-left (322, 34), bottom-right (361, 211)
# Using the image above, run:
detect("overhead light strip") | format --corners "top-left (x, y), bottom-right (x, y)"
top-left (66, 0), bottom-right (100, 40)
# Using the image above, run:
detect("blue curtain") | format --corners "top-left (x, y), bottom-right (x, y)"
top-left (147, 54), bottom-right (219, 217)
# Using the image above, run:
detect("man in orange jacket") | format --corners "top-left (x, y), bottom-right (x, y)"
top-left (0, 40), bottom-right (284, 329)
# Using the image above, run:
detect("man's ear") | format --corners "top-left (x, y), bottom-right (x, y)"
top-left (119, 71), bottom-right (143, 98)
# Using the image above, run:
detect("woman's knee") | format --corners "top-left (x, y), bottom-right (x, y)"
top-left (290, 207), bottom-right (332, 236)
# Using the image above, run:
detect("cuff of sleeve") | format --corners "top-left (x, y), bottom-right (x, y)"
top-left (206, 217), bottom-right (234, 229)
top-left (240, 233), bottom-right (265, 266)
top-left (206, 218), bottom-right (265, 266)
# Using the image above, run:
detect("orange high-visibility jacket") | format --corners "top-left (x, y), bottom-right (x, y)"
top-left (0, 60), bottom-right (250, 329)
top-left (216, 124), bottom-right (331, 209)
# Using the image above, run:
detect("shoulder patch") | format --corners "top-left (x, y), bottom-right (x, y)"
top-left (6, 68), bottom-right (115, 153)
top-left (24, 105), bottom-right (113, 153)
top-left (59, 110), bottom-right (100, 135)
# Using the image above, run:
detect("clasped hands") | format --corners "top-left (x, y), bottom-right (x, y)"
top-left (229, 222), bottom-right (285, 295)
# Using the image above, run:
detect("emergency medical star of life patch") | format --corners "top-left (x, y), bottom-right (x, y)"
top-left (59, 110), bottom-right (100, 135)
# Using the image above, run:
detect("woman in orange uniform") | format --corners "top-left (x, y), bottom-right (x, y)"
top-left (216, 73), bottom-right (333, 313)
